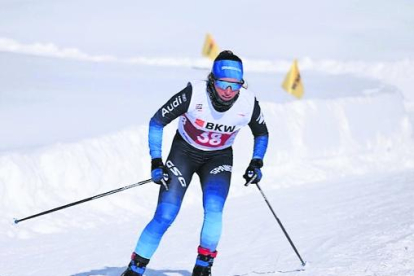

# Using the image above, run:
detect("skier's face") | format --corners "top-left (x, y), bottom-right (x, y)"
top-left (214, 78), bottom-right (241, 101)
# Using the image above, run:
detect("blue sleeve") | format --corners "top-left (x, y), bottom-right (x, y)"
top-left (249, 98), bottom-right (269, 160)
top-left (252, 134), bottom-right (269, 160)
top-left (148, 83), bottom-right (192, 159)
top-left (149, 118), bottom-right (164, 159)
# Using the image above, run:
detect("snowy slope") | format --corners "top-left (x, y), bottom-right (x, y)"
top-left (1, 85), bottom-right (412, 226)
top-left (1, 67), bottom-right (413, 275)
top-left (1, 172), bottom-right (413, 276)
top-left (1, 0), bottom-right (414, 276)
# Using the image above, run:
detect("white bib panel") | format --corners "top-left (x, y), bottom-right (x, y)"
top-left (178, 81), bottom-right (255, 151)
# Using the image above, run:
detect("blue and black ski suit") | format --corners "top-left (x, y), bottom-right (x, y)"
top-left (134, 81), bottom-right (269, 259)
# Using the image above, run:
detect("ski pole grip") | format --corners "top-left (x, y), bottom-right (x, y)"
top-left (244, 174), bottom-right (257, 187)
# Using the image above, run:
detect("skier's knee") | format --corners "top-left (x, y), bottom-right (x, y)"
top-left (154, 203), bottom-right (179, 228)
top-left (204, 195), bottom-right (225, 214)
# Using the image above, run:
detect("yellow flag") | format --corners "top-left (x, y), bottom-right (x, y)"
top-left (282, 59), bottom-right (304, 99)
top-left (202, 33), bottom-right (220, 60)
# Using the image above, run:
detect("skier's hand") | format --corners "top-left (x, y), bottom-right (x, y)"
top-left (151, 158), bottom-right (170, 190)
top-left (243, 159), bottom-right (263, 186)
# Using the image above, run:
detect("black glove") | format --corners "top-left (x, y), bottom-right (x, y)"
top-left (151, 158), bottom-right (170, 190)
top-left (243, 159), bottom-right (263, 185)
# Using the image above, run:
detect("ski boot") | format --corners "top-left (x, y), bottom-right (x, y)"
top-left (192, 246), bottom-right (217, 276)
top-left (120, 252), bottom-right (149, 276)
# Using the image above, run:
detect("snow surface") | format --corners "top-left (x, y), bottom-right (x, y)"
top-left (1, 1), bottom-right (414, 276)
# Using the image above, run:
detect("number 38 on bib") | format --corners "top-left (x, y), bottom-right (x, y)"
top-left (179, 115), bottom-right (239, 150)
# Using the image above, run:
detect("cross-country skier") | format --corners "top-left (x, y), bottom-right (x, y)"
top-left (121, 50), bottom-right (269, 276)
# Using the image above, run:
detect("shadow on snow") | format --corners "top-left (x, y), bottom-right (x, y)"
top-left (71, 266), bottom-right (192, 276)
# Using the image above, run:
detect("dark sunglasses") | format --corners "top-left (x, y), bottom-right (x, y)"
top-left (214, 78), bottom-right (245, 91)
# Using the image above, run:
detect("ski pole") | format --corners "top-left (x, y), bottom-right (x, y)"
top-left (246, 176), bottom-right (306, 266)
top-left (14, 178), bottom-right (152, 224)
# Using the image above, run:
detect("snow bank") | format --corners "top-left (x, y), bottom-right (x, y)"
top-left (1, 88), bottom-right (413, 235)
top-left (256, 90), bottom-right (414, 186)
top-left (2, 37), bottom-right (414, 103)
top-left (0, 126), bottom-right (160, 237)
